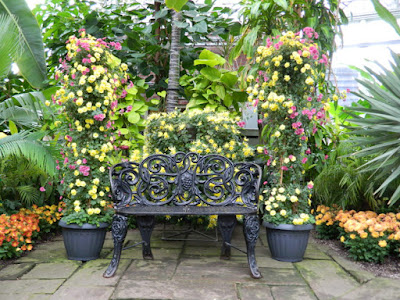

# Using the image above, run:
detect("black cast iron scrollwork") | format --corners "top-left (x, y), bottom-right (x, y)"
top-left (218, 215), bottom-right (237, 259)
top-left (103, 214), bottom-right (128, 278)
top-left (109, 152), bottom-right (261, 210)
top-left (137, 216), bottom-right (155, 260)
top-left (243, 215), bottom-right (262, 279)
top-left (106, 152), bottom-right (262, 280)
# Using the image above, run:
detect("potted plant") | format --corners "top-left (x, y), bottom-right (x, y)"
top-left (246, 28), bottom-right (333, 262)
top-left (53, 29), bottom-right (129, 261)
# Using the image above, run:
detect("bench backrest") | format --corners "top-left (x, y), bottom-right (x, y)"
top-left (109, 152), bottom-right (261, 211)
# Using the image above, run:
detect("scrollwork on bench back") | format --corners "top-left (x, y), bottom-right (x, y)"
top-left (109, 152), bottom-right (261, 210)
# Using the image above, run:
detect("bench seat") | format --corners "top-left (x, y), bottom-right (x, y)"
top-left (116, 205), bottom-right (257, 216)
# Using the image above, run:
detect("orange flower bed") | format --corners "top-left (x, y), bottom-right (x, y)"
top-left (0, 213), bottom-right (39, 259)
top-left (315, 205), bottom-right (400, 263)
top-left (20, 202), bottom-right (65, 234)
top-left (0, 202), bottom-right (65, 259)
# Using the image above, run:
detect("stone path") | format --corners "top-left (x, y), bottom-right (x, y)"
top-left (0, 224), bottom-right (399, 300)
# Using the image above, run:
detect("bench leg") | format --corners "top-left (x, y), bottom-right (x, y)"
top-left (218, 215), bottom-right (237, 259)
top-left (103, 214), bottom-right (128, 278)
top-left (137, 216), bottom-right (155, 260)
top-left (243, 214), bottom-right (262, 279)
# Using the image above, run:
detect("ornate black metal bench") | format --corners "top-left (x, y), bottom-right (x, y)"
top-left (103, 152), bottom-right (262, 279)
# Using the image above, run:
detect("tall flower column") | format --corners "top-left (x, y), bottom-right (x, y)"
top-left (248, 28), bottom-right (332, 226)
top-left (54, 30), bottom-right (129, 226)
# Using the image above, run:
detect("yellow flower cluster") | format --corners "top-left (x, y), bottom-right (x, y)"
top-left (249, 31), bottom-right (320, 95)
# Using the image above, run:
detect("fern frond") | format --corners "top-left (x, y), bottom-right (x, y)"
top-left (16, 185), bottom-right (40, 206)
top-left (0, 131), bottom-right (59, 176)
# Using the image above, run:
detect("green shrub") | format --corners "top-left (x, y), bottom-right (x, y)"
top-left (143, 109), bottom-right (254, 161)
top-left (342, 234), bottom-right (392, 263)
top-left (0, 156), bottom-right (59, 214)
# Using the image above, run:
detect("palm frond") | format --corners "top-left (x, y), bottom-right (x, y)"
top-left (0, 91), bottom-right (50, 129)
top-left (0, 14), bottom-right (23, 78)
top-left (347, 50), bottom-right (400, 205)
top-left (0, 131), bottom-right (59, 176)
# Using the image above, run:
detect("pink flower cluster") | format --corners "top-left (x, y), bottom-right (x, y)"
top-left (110, 100), bottom-right (118, 110)
top-left (292, 122), bottom-right (302, 129)
top-left (308, 45), bottom-right (319, 60)
top-left (302, 108), bottom-right (316, 120)
top-left (79, 165), bottom-right (90, 176)
top-left (237, 121), bottom-right (246, 128)
top-left (274, 41), bottom-right (283, 50)
top-left (109, 41), bottom-right (122, 50)
top-left (94, 114), bottom-right (106, 121)
top-left (319, 54), bottom-right (329, 66)
top-left (303, 27), bottom-right (319, 40)
top-left (120, 89), bottom-right (127, 98)
top-left (289, 106), bottom-right (299, 119)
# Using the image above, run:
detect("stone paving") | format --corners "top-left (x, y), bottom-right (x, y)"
top-left (0, 224), bottom-right (399, 300)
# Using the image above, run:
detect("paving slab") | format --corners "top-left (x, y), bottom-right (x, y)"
top-left (0, 263), bottom-right (35, 280)
top-left (256, 255), bottom-right (294, 269)
top-left (18, 247), bottom-right (112, 263)
top-left (0, 293), bottom-right (52, 300)
top-left (99, 248), bottom-right (114, 258)
top-left (21, 261), bottom-right (81, 279)
top-left (174, 258), bottom-right (254, 281)
top-left (338, 277), bottom-right (400, 300)
top-left (34, 240), bottom-right (65, 251)
top-left (0, 225), bottom-right (394, 300)
top-left (52, 234), bottom-right (64, 241)
top-left (51, 286), bottom-right (115, 300)
top-left (310, 238), bottom-right (375, 284)
top-left (236, 283), bottom-right (273, 300)
top-left (330, 254), bottom-right (375, 284)
top-left (102, 237), bottom-right (115, 249)
top-left (111, 246), bottom-right (182, 260)
top-left (17, 249), bottom-right (69, 263)
top-left (179, 256), bottom-right (249, 269)
top-left (122, 259), bottom-right (178, 280)
top-left (0, 279), bottom-right (64, 294)
top-left (148, 239), bottom-right (185, 249)
top-left (171, 280), bottom-right (238, 300)
top-left (63, 258), bottom-right (131, 287)
top-left (114, 279), bottom-right (238, 300)
top-left (303, 243), bottom-right (331, 260)
top-left (271, 285), bottom-right (317, 300)
top-left (258, 267), bottom-right (307, 285)
top-left (173, 258), bottom-right (304, 284)
top-left (113, 279), bottom-right (176, 299)
top-left (295, 260), bottom-right (360, 299)
top-left (183, 245), bottom-right (221, 257)
top-left (171, 229), bottom-right (219, 241)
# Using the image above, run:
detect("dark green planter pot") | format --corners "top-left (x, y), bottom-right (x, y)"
top-left (263, 221), bottom-right (314, 262)
top-left (59, 220), bottom-right (109, 261)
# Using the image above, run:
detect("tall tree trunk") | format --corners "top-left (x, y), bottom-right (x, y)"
top-left (166, 10), bottom-right (181, 112)
top-left (153, 1), bottom-right (162, 87)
